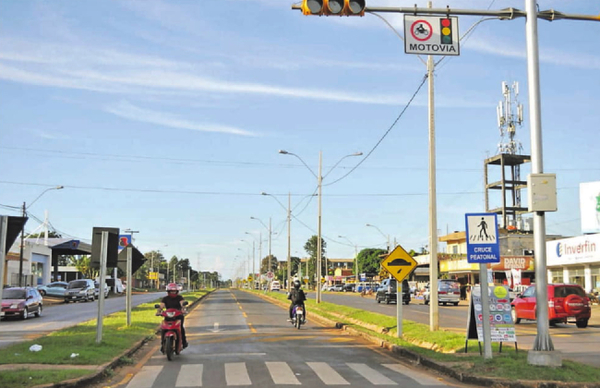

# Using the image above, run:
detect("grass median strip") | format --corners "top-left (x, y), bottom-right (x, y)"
top-left (0, 290), bottom-right (209, 388)
top-left (252, 289), bottom-right (600, 384)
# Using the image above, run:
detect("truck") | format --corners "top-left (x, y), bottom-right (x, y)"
top-left (270, 280), bottom-right (280, 291)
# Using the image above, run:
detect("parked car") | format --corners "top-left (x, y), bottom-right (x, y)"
top-left (376, 278), bottom-right (410, 305)
top-left (37, 281), bottom-right (68, 298)
top-left (423, 280), bottom-right (461, 306)
top-left (94, 281), bottom-right (109, 299)
top-left (342, 283), bottom-right (356, 292)
top-left (1, 287), bottom-right (43, 320)
top-left (331, 284), bottom-right (344, 292)
top-left (65, 279), bottom-right (96, 303)
top-left (511, 283), bottom-right (591, 328)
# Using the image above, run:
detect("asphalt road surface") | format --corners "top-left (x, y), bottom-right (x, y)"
top-left (321, 292), bottom-right (600, 368)
top-left (0, 292), bottom-right (163, 348)
top-left (117, 289), bottom-right (465, 388)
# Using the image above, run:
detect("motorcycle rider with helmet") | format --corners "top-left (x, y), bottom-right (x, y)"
top-left (287, 279), bottom-right (307, 323)
top-left (158, 283), bottom-right (188, 349)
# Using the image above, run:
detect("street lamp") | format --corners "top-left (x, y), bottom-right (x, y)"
top-left (338, 235), bottom-right (359, 285)
top-left (240, 240), bottom-right (252, 278)
top-left (18, 185), bottom-right (64, 286)
top-left (366, 224), bottom-right (390, 253)
top-left (279, 149), bottom-right (362, 303)
top-left (261, 192), bottom-right (293, 291)
top-left (250, 216), bottom-right (272, 276)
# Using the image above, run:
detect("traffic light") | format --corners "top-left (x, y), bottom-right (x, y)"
top-left (301, 0), bottom-right (366, 16)
top-left (440, 18), bottom-right (453, 44)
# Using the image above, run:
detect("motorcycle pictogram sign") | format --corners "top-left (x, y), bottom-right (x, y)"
top-left (410, 20), bottom-right (432, 41)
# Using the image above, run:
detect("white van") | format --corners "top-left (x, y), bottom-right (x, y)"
top-left (270, 281), bottom-right (280, 291)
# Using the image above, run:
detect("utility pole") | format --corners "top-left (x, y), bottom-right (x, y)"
top-left (316, 151), bottom-right (323, 302)
top-left (287, 192), bottom-right (292, 291)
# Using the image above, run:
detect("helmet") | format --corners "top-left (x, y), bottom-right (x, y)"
top-left (166, 283), bottom-right (179, 297)
top-left (293, 279), bottom-right (301, 289)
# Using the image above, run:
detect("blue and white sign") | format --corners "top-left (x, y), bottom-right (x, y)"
top-left (465, 213), bottom-right (500, 264)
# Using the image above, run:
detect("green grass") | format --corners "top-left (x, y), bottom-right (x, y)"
top-left (250, 289), bottom-right (600, 384)
top-left (0, 369), bottom-right (92, 388)
top-left (0, 290), bottom-right (209, 388)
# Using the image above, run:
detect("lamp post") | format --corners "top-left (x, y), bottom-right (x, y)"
top-left (240, 240), bottom-right (252, 278)
top-left (366, 224), bottom-right (390, 253)
top-left (261, 192), bottom-right (292, 291)
top-left (18, 185), bottom-right (64, 286)
top-left (279, 150), bottom-right (362, 302)
top-left (250, 216), bottom-right (272, 276)
top-left (338, 235), bottom-right (358, 285)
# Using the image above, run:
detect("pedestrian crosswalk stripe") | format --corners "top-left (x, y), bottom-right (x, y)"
top-left (266, 361), bottom-right (301, 385)
top-left (307, 362), bottom-right (350, 385)
top-left (347, 363), bottom-right (397, 385)
top-left (225, 362), bottom-right (251, 386)
top-left (127, 365), bottom-right (163, 388)
top-left (176, 364), bottom-right (203, 387)
top-left (383, 364), bottom-right (445, 385)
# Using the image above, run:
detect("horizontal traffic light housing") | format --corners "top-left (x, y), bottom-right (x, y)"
top-left (301, 0), bottom-right (365, 16)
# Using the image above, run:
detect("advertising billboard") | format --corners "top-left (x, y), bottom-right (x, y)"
top-left (580, 181), bottom-right (600, 234)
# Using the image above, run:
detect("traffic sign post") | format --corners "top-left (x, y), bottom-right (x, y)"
top-left (381, 245), bottom-right (418, 337)
top-left (465, 212), bottom-right (500, 360)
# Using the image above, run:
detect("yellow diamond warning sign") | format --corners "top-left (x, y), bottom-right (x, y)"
top-left (381, 245), bottom-right (418, 282)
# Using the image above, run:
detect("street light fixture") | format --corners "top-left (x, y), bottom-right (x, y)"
top-left (261, 192), bottom-right (293, 291)
top-left (366, 223), bottom-right (390, 253)
top-left (18, 185), bottom-right (64, 286)
top-left (279, 149), bottom-right (362, 303)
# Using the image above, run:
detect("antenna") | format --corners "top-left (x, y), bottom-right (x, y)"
top-left (496, 81), bottom-right (524, 155)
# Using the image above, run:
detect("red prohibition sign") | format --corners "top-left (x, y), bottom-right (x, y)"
top-left (410, 20), bottom-right (433, 41)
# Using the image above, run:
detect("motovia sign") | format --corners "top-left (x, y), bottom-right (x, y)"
top-left (404, 15), bottom-right (460, 56)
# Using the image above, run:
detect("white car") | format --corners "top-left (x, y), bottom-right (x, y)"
top-left (423, 280), bottom-right (461, 306)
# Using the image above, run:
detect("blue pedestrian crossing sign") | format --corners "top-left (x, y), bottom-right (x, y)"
top-left (465, 213), bottom-right (500, 264)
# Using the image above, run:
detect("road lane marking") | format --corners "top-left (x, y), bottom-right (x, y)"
top-left (126, 365), bottom-right (162, 388)
top-left (225, 362), bottom-right (251, 385)
top-left (176, 364), bottom-right (203, 387)
top-left (210, 322), bottom-right (221, 333)
top-left (347, 363), bottom-right (397, 385)
top-left (248, 322), bottom-right (257, 333)
top-left (383, 364), bottom-right (445, 385)
top-left (242, 312), bottom-right (247, 318)
top-left (266, 361), bottom-right (301, 385)
top-left (307, 362), bottom-right (350, 385)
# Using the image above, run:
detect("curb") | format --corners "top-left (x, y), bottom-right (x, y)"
top-left (25, 290), bottom-right (214, 388)
top-left (251, 290), bottom-right (600, 388)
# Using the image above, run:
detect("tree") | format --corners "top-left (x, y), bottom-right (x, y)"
top-left (304, 235), bottom-right (326, 287)
top-left (356, 248), bottom-right (387, 276)
top-left (260, 255), bottom-right (278, 273)
top-left (28, 231), bottom-right (62, 238)
top-left (290, 256), bottom-right (301, 275)
top-left (70, 255), bottom-right (98, 279)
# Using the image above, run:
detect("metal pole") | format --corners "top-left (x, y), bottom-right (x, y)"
top-left (397, 280), bottom-right (403, 337)
top-left (96, 231), bottom-right (108, 343)
top-left (316, 151), bottom-right (323, 303)
top-left (427, 23), bottom-right (439, 331)
top-left (268, 217), bottom-right (272, 273)
top-left (252, 240), bottom-right (256, 289)
top-left (0, 217), bottom-right (8, 301)
top-left (126, 246), bottom-right (132, 326)
top-left (525, 0), bottom-right (553, 354)
top-left (479, 267), bottom-right (493, 359)
top-left (354, 245), bottom-right (358, 285)
top-left (287, 192), bottom-right (292, 291)
top-left (18, 202), bottom-right (25, 286)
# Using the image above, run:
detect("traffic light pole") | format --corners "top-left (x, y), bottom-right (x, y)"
top-left (293, 0), bottom-right (599, 366)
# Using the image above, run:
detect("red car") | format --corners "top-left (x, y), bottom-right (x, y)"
top-left (511, 284), bottom-right (591, 328)
top-left (1, 287), bottom-right (43, 320)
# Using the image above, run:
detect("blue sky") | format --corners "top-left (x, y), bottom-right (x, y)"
top-left (1, 0), bottom-right (598, 280)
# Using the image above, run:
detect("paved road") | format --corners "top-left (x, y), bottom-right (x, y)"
top-left (115, 289), bottom-right (465, 388)
top-left (321, 292), bottom-right (600, 367)
top-left (0, 292), bottom-right (163, 348)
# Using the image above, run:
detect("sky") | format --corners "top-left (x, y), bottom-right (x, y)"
top-left (1, 0), bottom-right (598, 281)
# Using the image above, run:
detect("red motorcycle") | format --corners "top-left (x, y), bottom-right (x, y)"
top-left (155, 301), bottom-right (188, 361)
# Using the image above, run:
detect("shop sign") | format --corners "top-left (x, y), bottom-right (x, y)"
top-left (489, 256), bottom-right (534, 271)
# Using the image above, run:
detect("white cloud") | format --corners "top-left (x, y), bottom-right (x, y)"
top-left (105, 101), bottom-right (258, 137)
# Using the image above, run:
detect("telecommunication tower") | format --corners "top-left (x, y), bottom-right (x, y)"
top-left (484, 82), bottom-right (531, 231)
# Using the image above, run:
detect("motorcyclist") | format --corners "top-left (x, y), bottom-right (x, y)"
top-left (158, 283), bottom-right (188, 349)
top-left (287, 279), bottom-right (307, 323)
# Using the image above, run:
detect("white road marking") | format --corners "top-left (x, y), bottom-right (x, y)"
top-left (266, 361), bottom-right (301, 385)
top-left (347, 363), bottom-right (397, 385)
top-left (307, 362), bottom-right (350, 385)
top-left (176, 364), bottom-right (203, 387)
top-left (126, 365), bottom-right (163, 388)
top-left (383, 364), bottom-right (445, 385)
top-left (225, 362), bottom-right (251, 386)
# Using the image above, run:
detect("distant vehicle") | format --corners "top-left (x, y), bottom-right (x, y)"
top-left (1, 287), bottom-right (43, 320)
top-left (94, 281), bottom-right (109, 299)
top-left (65, 279), bottom-right (96, 303)
top-left (270, 281), bottom-right (280, 291)
top-left (342, 283), bottom-right (356, 292)
top-left (37, 281), bottom-right (68, 298)
top-left (332, 284), bottom-right (344, 292)
top-left (423, 280), bottom-right (461, 306)
top-left (376, 278), bottom-right (410, 305)
top-left (511, 284), bottom-right (591, 328)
